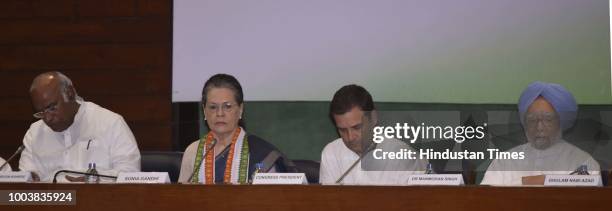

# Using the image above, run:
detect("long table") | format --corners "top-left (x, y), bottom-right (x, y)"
top-left (1, 184), bottom-right (611, 210)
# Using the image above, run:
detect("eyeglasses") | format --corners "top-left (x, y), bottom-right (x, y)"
top-left (204, 102), bottom-right (236, 113)
top-left (525, 112), bottom-right (558, 127)
top-left (33, 102), bottom-right (59, 119)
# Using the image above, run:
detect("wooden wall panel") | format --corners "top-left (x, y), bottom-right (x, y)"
top-left (0, 18), bottom-right (171, 44)
top-left (0, 0), bottom-right (74, 19)
top-left (77, 0), bottom-right (137, 17)
top-left (0, 45), bottom-right (169, 70)
top-left (0, 0), bottom-right (173, 168)
top-left (2, 69), bottom-right (170, 97)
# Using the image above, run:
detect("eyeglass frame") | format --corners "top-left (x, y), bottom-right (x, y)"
top-left (203, 102), bottom-right (239, 114)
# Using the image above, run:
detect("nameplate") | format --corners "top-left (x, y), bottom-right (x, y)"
top-left (0, 172), bottom-right (32, 183)
top-left (116, 172), bottom-right (170, 184)
top-left (408, 174), bottom-right (464, 186)
top-left (544, 175), bottom-right (601, 187)
top-left (252, 173), bottom-right (308, 185)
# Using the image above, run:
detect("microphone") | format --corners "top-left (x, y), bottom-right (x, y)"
top-left (425, 163), bottom-right (435, 174)
top-left (569, 164), bottom-right (589, 175)
top-left (335, 143), bottom-right (377, 184)
top-left (0, 145), bottom-right (25, 171)
top-left (52, 170), bottom-right (117, 183)
top-left (187, 138), bottom-right (218, 183)
top-left (259, 150), bottom-right (281, 173)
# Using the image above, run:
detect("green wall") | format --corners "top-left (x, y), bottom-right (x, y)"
top-left (202, 102), bottom-right (518, 161)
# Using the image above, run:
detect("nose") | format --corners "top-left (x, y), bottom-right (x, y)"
top-left (43, 112), bottom-right (53, 122)
top-left (536, 119), bottom-right (545, 131)
top-left (43, 111), bottom-right (59, 123)
top-left (347, 129), bottom-right (358, 142)
top-left (215, 107), bottom-right (224, 117)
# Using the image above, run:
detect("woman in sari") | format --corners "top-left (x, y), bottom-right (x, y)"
top-left (178, 73), bottom-right (293, 184)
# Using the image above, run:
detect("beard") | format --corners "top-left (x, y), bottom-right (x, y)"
top-left (527, 131), bottom-right (561, 150)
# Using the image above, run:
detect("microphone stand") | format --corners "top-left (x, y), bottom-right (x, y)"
top-left (52, 170), bottom-right (117, 183)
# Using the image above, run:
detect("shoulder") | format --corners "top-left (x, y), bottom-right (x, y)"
top-left (184, 139), bottom-right (202, 157)
top-left (26, 120), bottom-right (47, 134)
top-left (321, 138), bottom-right (344, 156)
top-left (82, 101), bottom-right (125, 123)
top-left (505, 142), bottom-right (530, 152)
top-left (557, 140), bottom-right (597, 161)
top-left (23, 120), bottom-right (52, 144)
top-left (380, 138), bottom-right (412, 149)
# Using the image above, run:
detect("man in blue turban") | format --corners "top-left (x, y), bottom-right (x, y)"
top-left (518, 81), bottom-right (577, 149)
top-left (481, 81), bottom-right (600, 186)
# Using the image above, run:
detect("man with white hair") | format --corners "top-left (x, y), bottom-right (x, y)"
top-left (481, 81), bottom-right (600, 186)
top-left (19, 71), bottom-right (141, 182)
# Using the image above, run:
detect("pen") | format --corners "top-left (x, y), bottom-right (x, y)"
top-left (87, 139), bottom-right (92, 150)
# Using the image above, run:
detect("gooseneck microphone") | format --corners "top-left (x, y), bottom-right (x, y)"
top-left (187, 139), bottom-right (218, 183)
top-left (569, 164), bottom-right (589, 175)
top-left (52, 170), bottom-right (117, 183)
top-left (0, 145), bottom-right (25, 171)
top-left (335, 143), bottom-right (377, 184)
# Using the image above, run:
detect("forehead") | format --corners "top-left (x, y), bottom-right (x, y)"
top-left (333, 107), bottom-right (365, 129)
top-left (30, 83), bottom-right (61, 108)
top-left (527, 97), bottom-right (556, 113)
top-left (206, 87), bottom-right (236, 103)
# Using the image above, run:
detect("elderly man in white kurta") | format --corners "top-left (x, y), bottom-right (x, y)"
top-left (19, 72), bottom-right (141, 182)
top-left (319, 85), bottom-right (426, 185)
top-left (481, 81), bottom-right (600, 186)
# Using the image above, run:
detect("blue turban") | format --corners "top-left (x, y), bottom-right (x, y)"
top-left (518, 81), bottom-right (577, 130)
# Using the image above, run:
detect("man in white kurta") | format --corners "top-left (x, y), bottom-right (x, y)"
top-left (320, 137), bottom-right (426, 185)
top-left (19, 72), bottom-right (140, 182)
top-left (481, 140), bottom-right (600, 185)
top-left (481, 81), bottom-right (600, 186)
top-left (320, 84), bottom-right (426, 185)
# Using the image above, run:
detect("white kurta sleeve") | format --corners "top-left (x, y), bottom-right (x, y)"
top-left (104, 116), bottom-right (141, 176)
top-left (178, 141), bottom-right (198, 183)
top-left (480, 159), bottom-right (507, 185)
top-left (18, 129), bottom-right (41, 177)
top-left (319, 145), bottom-right (339, 185)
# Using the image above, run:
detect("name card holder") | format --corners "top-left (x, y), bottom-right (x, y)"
top-left (116, 172), bottom-right (171, 184)
top-left (544, 175), bottom-right (602, 187)
top-left (0, 171), bottom-right (32, 183)
top-left (252, 173), bottom-right (308, 185)
top-left (408, 174), bottom-right (464, 186)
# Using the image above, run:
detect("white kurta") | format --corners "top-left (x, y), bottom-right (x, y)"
top-left (19, 101), bottom-right (141, 182)
top-left (0, 157), bottom-right (11, 172)
top-left (319, 138), bottom-right (427, 185)
top-left (481, 140), bottom-right (600, 186)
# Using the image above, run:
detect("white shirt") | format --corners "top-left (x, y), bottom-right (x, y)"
top-left (319, 138), bottom-right (427, 185)
top-left (0, 157), bottom-right (11, 172)
top-left (481, 140), bottom-right (600, 186)
top-left (19, 101), bottom-right (141, 182)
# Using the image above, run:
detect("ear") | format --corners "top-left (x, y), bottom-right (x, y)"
top-left (239, 104), bottom-right (244, 118)
top-left (66, 85), bottom-right (76, 101)
top-left (369, 110), bottom-right (378, 125)
top-left (202, 105), bottom-right (207, 120)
